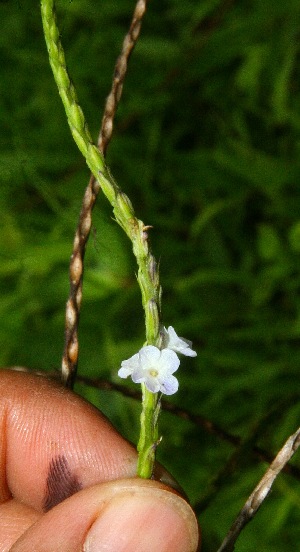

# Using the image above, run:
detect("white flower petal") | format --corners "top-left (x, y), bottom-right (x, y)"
top-left (118, 351), bottom-right (141, 380)
top-left (139, 345), bottom-right (160, 368)
top-left (131, 366), bottom-right (146, 382)
top-left (163, 326), bottom-right (197, 357)
top-left (158, 348), bottom-right (180, 375)
top-left (118, 366), bottom-right (132, 379)
top-left (159, 374), bottom-right (179, 395)
top-left (144, 378), bottom-right (161, 393)
top-left (121, 351), bottom-right (140, 368)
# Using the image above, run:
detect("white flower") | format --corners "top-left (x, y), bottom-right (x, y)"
top-left (118, 345), bottom-right (180, 395)
top-left (162, 326), bottom-right (197, 357)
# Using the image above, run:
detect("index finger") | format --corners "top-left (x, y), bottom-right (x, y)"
top-left (0, 369), bottom-right (137, 513)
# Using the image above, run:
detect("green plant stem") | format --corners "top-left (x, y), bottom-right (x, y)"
top-left (137, 384), bottom-right (160, 478)
top-left (41, 0), bottom-right (161, 478)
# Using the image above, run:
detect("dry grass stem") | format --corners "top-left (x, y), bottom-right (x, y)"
top-left (216, 426), bottom-right (300, 552)
top-left (98, 0), bottom-right (148, 156)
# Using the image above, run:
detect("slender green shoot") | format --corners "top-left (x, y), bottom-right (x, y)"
top-left (41, 0), bottom-right (162, 479)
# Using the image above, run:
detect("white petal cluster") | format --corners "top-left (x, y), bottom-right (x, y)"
top-left (162, 326), bottom-right (197, 357)
top-left (118, 345), bottom-right (179, 395)
top-left (118, 326), bottom-right (197, 395)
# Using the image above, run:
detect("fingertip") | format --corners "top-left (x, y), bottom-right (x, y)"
top-left (11, 479), bottom-right (200, 552)
top-left (84, 480), bottom-right (200, 552)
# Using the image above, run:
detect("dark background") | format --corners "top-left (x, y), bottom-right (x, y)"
top-left (1, 0), bottom-right (300, 549)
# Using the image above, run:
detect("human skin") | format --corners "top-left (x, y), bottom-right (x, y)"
top-left (0, 369), bottom-right (200, 552)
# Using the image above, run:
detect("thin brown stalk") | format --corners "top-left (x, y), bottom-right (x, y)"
top-left (98, 0), bottom-right (148, 156)
top-left (61, 0), bottom-right (148, 388)
top-left (216, 426), bottom-right (300, 552)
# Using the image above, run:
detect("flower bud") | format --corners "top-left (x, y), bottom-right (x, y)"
top-left (146, 299), bottom-right (160, 343)
top-left (116, 192), bottom-right (135, 220)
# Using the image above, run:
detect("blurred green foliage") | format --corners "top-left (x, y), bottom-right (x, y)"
top-left (1, 0), bottom-right (300, 549)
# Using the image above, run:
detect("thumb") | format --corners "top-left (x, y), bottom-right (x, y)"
top-left (11, 478), bottom-right (200, 552)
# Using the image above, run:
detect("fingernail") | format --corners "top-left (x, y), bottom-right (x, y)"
top-left (83, 487), bottom-right (199, 552)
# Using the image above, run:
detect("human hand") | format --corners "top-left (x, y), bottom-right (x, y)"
top-left (0, 369), bottom-right (200, 551)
